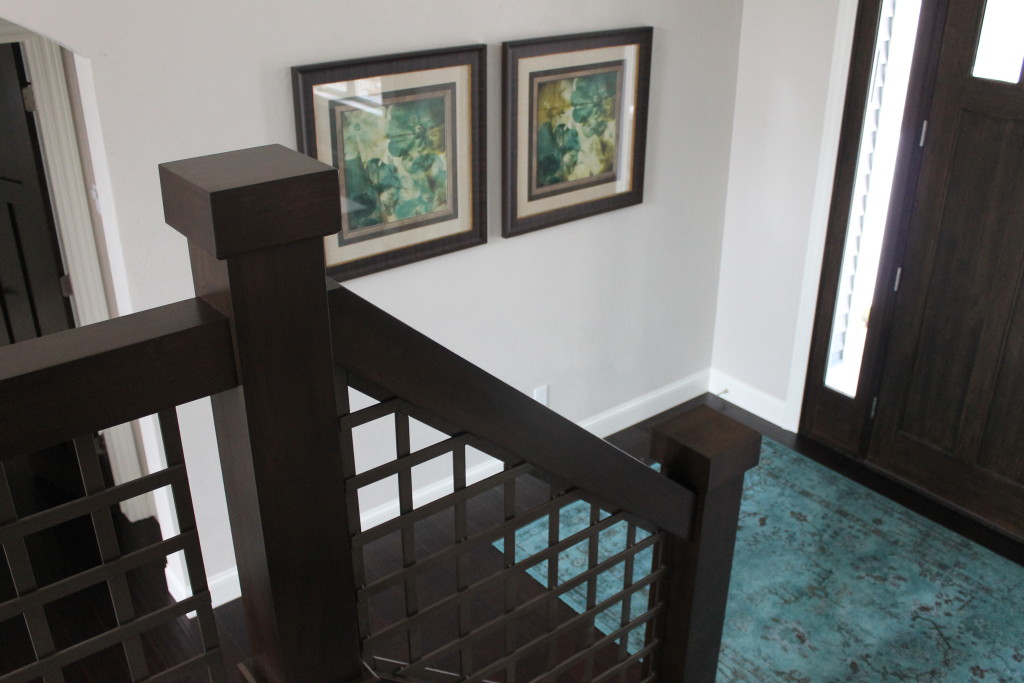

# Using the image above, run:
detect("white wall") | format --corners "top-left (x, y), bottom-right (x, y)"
top-left (710, 0), bottom-right (858, 430)
top-left (0, 0), bottom-right (744, 604)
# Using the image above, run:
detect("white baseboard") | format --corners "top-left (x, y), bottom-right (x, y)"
top-left (708, 369), bottom-right (797, 431)
top-left (207, 567), bottom-right (242, 607)
top-left (578, 369), bottom-right (710, 437)
top-left (167, 563), bottom-right (242, 610)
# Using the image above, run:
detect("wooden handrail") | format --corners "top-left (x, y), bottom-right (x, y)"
top-left (326, 281), bottom-right (698, 540)
top-left (0, 298), bottom-right (236, 460)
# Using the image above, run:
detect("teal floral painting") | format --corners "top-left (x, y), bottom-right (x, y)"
top-left (503, 28), bottom-right (651, 237)
top-left (532, 66), bottom-right (621, 195)
top-left (294, 45), bottom-right (486, 281)
top-left (331, 86), bottom-right (456, 243)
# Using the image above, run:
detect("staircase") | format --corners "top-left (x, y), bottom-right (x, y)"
top-left (0, 145), bottom-right (758, 682)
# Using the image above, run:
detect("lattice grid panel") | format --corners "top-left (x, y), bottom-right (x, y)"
top-left (338, 373), bottom-right (670, 682)
top-left (0, 410), bottom-right (224, 683)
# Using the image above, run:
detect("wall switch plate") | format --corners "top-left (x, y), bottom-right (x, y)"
top-left (532, 384), bottom-right (549, 406)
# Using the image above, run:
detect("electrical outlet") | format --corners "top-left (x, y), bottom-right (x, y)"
top-left (532, 384), bottom-right (549, 406)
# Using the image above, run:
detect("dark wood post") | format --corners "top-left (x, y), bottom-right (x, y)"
top-left (650, 405), bottom-right (760, 682)
top-left (159, 145), bottom-right (363, 682)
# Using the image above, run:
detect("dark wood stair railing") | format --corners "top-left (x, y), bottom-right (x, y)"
top-left (0, 289), bottom-right (237, 678)
top-left (0, 144), bottom-right (758, 682)
top-left (324, 280), bottom-right (760, 682)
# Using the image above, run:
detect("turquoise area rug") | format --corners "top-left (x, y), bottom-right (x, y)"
top-left (500, 439), bottom-right (1024, 681)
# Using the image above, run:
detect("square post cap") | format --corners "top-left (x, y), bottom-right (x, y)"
top-left (652, 405), bottom-right (761, 493)
top-left (159, 144), bottom-right (340, 259)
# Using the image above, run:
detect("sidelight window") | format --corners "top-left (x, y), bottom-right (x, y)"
top-left (824, 0), bottom-right (923, 397)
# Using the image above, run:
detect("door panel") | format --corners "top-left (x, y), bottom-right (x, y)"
top-left (0, 42), bottom-right (81, 503)
top-left (0, 43), bottom-right (71, 345)
top-left (897, 111), bottom-right (1024, 455)
top-left (869, 0), bottom-right (1024, 539)
top-left (0, 189), bottom-right (41, 342)
top-left (979, 282), bottom-right (1024, 484)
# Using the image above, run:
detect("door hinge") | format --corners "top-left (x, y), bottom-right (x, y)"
top-left (870, 396), bottom-right (878, 419)
top-left (59, 274), bottom-right (73, 298)
top-left (919, 120), bottom-right (928, 147)
top-left (893, 266), bottom-right (902, 292)
top-left (21, 84), bottom-right (36, 113)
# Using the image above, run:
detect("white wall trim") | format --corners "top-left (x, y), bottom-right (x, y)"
top-left (100, 424), bottom-right (153, 521)
top-left (166, 565), bottom-right (242, 611)
top-left (164, 564), bottom-right (191, 604)
top-left (709, 369), bottom-right (794, 431)
top-left (0, 18), bottom-right (31, 42)
top-left (19, 37), bottom-right (109, 327)
top-left (578, 369), bottom-right (711, 437)
top-left (207, 567), bottom-right (243, 607)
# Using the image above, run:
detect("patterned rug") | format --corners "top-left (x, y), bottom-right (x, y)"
top-left (501, 439), bottom-right (1024, 681)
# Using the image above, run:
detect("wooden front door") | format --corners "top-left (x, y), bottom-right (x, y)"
top-left (868, 0), bottom-right (1024, 539)
top-left (1, 42), bottom-right (82, 507)
top-left (0, 42), bottom-right (72, 345)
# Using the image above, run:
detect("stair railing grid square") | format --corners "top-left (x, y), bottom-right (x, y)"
top-left (337, 371), bottom-right (670, 682)
top-left (0, 411), bottom-right (225, 682)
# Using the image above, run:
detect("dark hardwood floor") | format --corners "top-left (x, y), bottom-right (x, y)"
top-left (5, 393), bottom-right (1022, 681)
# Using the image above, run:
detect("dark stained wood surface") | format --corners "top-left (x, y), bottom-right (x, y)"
top-left (0, 43), bottom-right (73, 346)
top-left (0, 299), bottom-right (236, 459)
top-left (162, 145), bottom-right (363, 683)
top-left (868, 0), bottom-right (1024, 542)
top-left (800, 0), bottom-right (951, 456)
top-left (0, 429), bottom-right (226, 683)
top-left (327, 282), bottom-right (696, 541)
top-left (1, 140), bottom-right (766, 681)
top-left (649, 407), bottom-right (759, 683)
top-left (159, 144), bottom-right (341, 259)
top-left (10, 389), bottom-right (1019, 681)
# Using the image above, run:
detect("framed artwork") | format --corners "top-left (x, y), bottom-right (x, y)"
top-left (502, 27), bottom-right (653, 237)
top-left (293, 45), bottom-right (487, 281)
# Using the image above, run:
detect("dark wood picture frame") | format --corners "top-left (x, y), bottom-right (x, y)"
top-left (502, 27), bottom-right (652, 237)
top-left (293, 45), bottom-right (487, 281)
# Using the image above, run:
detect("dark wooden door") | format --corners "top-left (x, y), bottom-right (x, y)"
top-left (0, 42), bottom-right (72, 345)
top-left (868, 0), bottom-right (1024, 540)
top-left (1, 42), bottom-right (82, 507)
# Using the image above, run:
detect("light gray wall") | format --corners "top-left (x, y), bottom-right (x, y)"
top-left (0, 0), bottom-right (745, 603)
top-left (711, 0), bottom-right (858, 430)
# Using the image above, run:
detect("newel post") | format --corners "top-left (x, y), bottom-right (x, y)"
top-left (159, 145), bottom-right (363, 682)
top-left (650, 405), bottom-right (760, 682)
